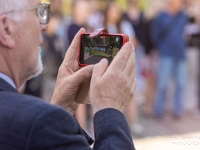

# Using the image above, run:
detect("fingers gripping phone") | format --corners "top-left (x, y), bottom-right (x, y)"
top-left (75, 30), bottom-right (129, 104)
top-left (79, 33), bottom-right (129, 66)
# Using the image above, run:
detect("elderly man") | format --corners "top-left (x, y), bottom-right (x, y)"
top-left (0, 0), bottom-right (136, 150)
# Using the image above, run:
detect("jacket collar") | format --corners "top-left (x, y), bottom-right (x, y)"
top-left (0, 78), bottom-right (18, 93)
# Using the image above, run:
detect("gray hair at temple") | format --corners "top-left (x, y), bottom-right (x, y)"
top-left (0, 0), bottom-right (29, 21)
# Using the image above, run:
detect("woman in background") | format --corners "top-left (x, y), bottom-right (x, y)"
top-left (103, 0), bottom-right (143, 134)
top-left (64, 0), bottom-right (92, 135)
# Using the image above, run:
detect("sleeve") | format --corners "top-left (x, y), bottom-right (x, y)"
top-left (93, 109), bottom-right (135, 150)
top-left (26, 106), bottom-right (135, 150)
top-left (120, 21), bottom-right (136, 39)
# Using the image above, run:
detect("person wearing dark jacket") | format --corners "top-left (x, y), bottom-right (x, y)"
top-left (151, 0), bottom-right (188, 118)
top-left (0, 0), bottom-right (136, 149)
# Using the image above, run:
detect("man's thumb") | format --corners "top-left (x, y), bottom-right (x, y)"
top-left (72, 65), bottom-right (94, 86)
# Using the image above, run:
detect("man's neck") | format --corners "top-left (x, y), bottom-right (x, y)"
top-left (0, 49), bottom-right (23, 90)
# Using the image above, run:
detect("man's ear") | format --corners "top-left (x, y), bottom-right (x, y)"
top-left (0, 15), bottom-right (15, 48)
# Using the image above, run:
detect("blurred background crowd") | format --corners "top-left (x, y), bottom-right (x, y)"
top-left (21, 0), bottom-right (200, 147)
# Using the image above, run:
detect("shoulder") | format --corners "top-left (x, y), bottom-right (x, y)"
top-left (152, 11), bottom-right (167, 25)
top-left (153, 11), bottom-right (167, 20)
top-left (0, 92), bottom-right (77, 149)
top-left (0, 91), bottom-right (72, 121)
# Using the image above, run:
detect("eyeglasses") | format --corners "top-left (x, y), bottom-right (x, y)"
top-left (1, 2), bottom-right (51, 24)
top-left (33, 2), bottom-right (51, 24)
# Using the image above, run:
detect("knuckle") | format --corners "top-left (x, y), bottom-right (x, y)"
top-left (80, 71), bottom-right (87, 78)
top-left (108, 70), bottom-right (128, 85)
top-left (116, 73), bottom-right (122, 79)
top-left (108, 71), bottom-right (119, 79)
top-left (120, 58), bottom-right (127, 66)
top-left (64, 78), bottom-right (72, 87)
top-left (121, 54), bottom-right (127, 61)
top-left (80, 69), bottom-right (90, 78)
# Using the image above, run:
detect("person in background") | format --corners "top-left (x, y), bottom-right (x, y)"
top-left (49, 0), bottom-right (66, 40)
top-left (103, 0), bottom-right (136, 45)
top-left (50, 0), bottom-right (63, 18)
top-left (123, 0), bottom-right (144, 48)
top-left (151, 0), bottom-right (188, 118)
top-left (23, 74), bottom-right (43, 97)
top-left (123, 0), bottom-right (146, 134)
top-left (183, 0), bottom-right (200, 114)
top-left (64, 0), bottom-right (92, 133)
top-left (103, 0), bottom-right (141, 134)
top-left (67, 0), bottom-right (91, 45)
top-left (87, 0), bottom-right (104, 30)
top-left (123, 0), bottom-right (146, 85)
top-left (142, 0), bottom-right (166, 116)
top-left (41, 14), bottom-right (63, 101)
top-left (62, 0), bottom-right (91, 56)
top-left (41, 0), bottom-right (64, 101)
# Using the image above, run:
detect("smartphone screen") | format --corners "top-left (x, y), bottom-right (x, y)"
top-left (80, 34), bottom-right (124, 65)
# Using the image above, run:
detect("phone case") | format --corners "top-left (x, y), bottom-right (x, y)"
top-left (75, 28), bottom-right (129, 104)
top-left (78, 33), bottom-right (129, 66)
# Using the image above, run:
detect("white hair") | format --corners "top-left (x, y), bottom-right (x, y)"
top-left (0, 0), bottom-right (29, 21)
top-left (27, 47), bottom-right (43, 80)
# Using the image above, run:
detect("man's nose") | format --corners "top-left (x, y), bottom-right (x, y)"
top-left (40, 24), bottom-right (48, 32)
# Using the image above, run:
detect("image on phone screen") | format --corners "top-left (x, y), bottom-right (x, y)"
top-left (80, 34), bottom-right (123, 65)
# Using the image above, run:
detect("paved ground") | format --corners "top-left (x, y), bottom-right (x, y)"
top-left (134, 131), bottom-right (200, 150)
top-left (133, 110), bottom-right (200, 138)
top-left (132, 109), bottom-right (200, 150)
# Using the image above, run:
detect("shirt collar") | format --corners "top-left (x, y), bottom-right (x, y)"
top-left (0, 73), bottom-right (16, 89)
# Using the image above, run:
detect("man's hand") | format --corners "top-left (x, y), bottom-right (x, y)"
top-left (51, 28), bottom-right (93, 115)
top-left (90, 42), bottom-right (136, 114)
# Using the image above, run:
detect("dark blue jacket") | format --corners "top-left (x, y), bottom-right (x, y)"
top-left (0, 78), bottom-right (135, 150)
top-left (151, 11), bottom-right (188, 60)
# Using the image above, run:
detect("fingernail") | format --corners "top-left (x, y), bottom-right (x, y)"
top-left (100, 58), bottom-right (107, 63)
top-left (80, 27), bottom-right (86, 32)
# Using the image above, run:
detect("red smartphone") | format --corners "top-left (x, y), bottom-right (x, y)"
top-left (79, 33), bottom-right (129, 66)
